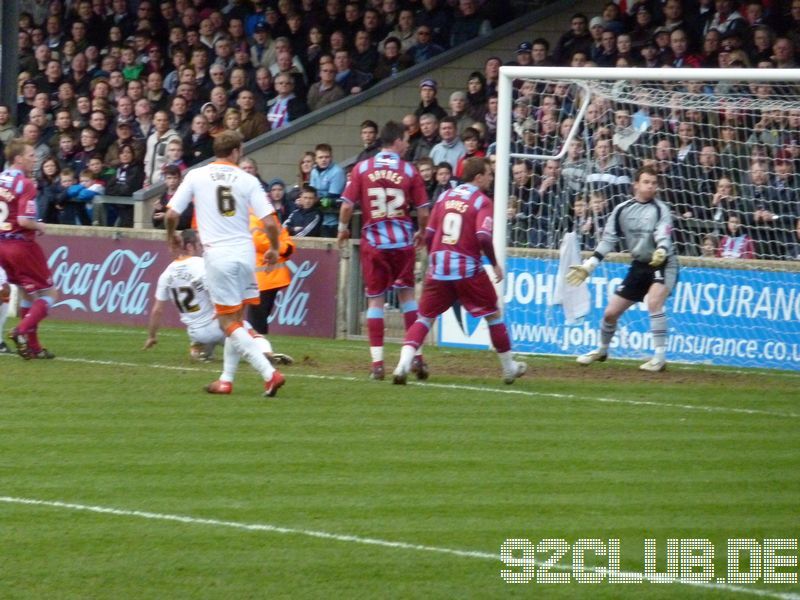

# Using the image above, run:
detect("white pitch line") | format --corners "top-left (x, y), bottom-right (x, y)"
top-left (1, 496), bottom-right (799, 599)
top-left (27, 355), bottom-right (799, 420)
top-left (25, 322), bottom-right (800, 380)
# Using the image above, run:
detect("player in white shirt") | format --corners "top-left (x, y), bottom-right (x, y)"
top-left (144, 229), bottom-right (226, 359)
top-left (165, 131), bottom-right (286, 397)
top-left (0, 265), bottom-right (11, 353)
top-left (143, 230), bottom-right (293, 366)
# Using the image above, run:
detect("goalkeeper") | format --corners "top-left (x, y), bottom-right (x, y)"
top-left (566, 165), bottom-right (677, 372)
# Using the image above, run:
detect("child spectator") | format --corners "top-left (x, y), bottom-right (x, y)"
top-left (54, 168), bottom-right (76, 223)
top-left (455, 127), bottom-right (485, 179)
top-left (283, 183), bottom-right (323, 237)
top-left (153, 139), bottom-right (187, 185)
top-left (62, 168), bottom-right (103, 225)
top-left (718, 213), bottom-right (756, 259)
top-left (55, 133), bottom-right (78, 171)
top-left (431, 161), bottom-right (457, 199)
top-left (701, 234), bottom-right (719, 258)
top-left (151, 165), bottom-right (192, 230)
top-left (268, 178), bottom-right (291, 224)
top-left (414, 157), bottom-right (437, 201)
top-left (87, 154), bottom-right (114, 187)
top-left (73, 127), bottom-right (99, 173)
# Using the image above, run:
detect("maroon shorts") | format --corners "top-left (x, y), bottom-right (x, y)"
top-left (0, 240), bottom-right (54, 293)
top-left (418, 270), bottom-right (499, 319)
top-left (361, 243), bottom-right (416, 297)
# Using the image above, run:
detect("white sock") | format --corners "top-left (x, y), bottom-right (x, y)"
top-left (654, 347), bottom-right (666, 360)
top-left (229, 326), bottom-right (275, 380)
top-left (497, 350), bottom-right (514, 372)
top-left (396, 345), bottom-right (416, 374)
top-left (0, 302), bottom-right (8, 334)
top-left (370, 346), bottom-right (383, 363)
top-left (244, 320), bottom-right (273, 354)
top-left (220, 338), bottom-right (241, 383)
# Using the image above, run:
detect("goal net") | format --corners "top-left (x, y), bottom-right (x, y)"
top-left (441, 67), bottom-right (800, 371)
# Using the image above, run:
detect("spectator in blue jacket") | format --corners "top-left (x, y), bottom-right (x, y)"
top-left (309, 143), bottom-right (346, 237)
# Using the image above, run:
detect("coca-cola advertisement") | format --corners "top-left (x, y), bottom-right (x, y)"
top-left (39, 236), bottom-right (339, 338)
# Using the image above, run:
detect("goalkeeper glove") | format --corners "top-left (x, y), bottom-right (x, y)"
top-left (566, 256), bottom-right (599, 286)
top-left (649, 247), bottom-right (667, 267)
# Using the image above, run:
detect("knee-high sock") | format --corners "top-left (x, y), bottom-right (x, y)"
top-left (244, 320), bottom-right (273, 354)
top-left (17, 297), bottom-right (53, 335)
top-left (18, 299), bottom-right (32, 322)
top-left (487, 316), bottom-right (514, 371)
top-left (401, 299), bottom-right (418, 331)
top-left (0, 302), bottom-right (9, 335)
top-left (600, 319), bottom-right (616, 350)
top-left (650, 312), bottom-right (667, 358)
top-left (401, 299), bottom-right (423, 357)
top-left (225, 322), bottom-right (275, 381)
top-left (220, 338), bottom-right (241, 383)
top-left (487, 317), bottom-right (511, 353)
top-left (396, 317), bottom-right (432, 373)
top-left (366, 306), bottom-right (384, 364)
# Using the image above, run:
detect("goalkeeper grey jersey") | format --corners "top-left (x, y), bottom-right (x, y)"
top-left (593, 197), bottom-right (673, 263)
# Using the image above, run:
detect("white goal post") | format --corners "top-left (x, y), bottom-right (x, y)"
top-left (472, 66), bottom-right (800, 371)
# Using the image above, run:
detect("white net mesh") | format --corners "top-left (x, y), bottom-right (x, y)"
top-left (504, 76), bottom-right (800, 259)
top-left (489, 72), bottom-right (800, 371)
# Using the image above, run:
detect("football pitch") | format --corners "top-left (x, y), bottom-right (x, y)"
top-left (1, 320), bottom-right (799, 599)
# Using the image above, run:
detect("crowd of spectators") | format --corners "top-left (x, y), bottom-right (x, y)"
top-left (4, 0), bottom-right (800, 260)
top-left (5, 0), bottom-right (510, 227)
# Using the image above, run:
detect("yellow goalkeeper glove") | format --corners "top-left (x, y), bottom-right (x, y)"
top-left (566, 257), bottom-right (599, 286)
top-left (649, 247), bottom-right (667, 267)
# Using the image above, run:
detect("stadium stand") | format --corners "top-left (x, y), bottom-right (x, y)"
top-left (6, 0), bottom-right (799, 260)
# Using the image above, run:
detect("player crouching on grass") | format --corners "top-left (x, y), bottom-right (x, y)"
top-left (143, 229), bottom-right (290, 367)
top-left (566, 165), bottom-right (678, 372)
top-left (392, 157), bottom-right (527, 385)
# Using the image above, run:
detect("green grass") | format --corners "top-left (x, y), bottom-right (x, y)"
top-left (1, 320), bottom-right (799, 599)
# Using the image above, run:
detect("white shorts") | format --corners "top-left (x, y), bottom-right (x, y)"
top-left (187, 319), bottom-right (225, 346)
top-left (203, 243), bottom-right (259, 309)
top-left (0, 265), bottom-right (7, 287)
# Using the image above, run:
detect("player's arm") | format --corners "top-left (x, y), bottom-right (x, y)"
top-left (13, 183), bottom-right (45, 234)
top-left (475, 203), bottom-right (502, 282)
top-left (567, 202), bottom-right (623, 285)
top-left (410, 171), bottom-right (431, 249)
top-left (165, 210), bottom-right (182, 254)
top-left (260, 214), bottom-right (280, 264)
top-left (423, 198), bottom-right (442, 252)
top-left (413, 205), bottom-right (430, 250)
top-left (143, 299), bottom-right (166, 349)
top-left (337, 199), bottom-right (355, 247)
top-left (248, 180), bottom-right (279, 263)
top-left (478, 231), bottom-right (502, 283)
top-left (17, 215), bottom-right (46, 235)
top-left (650, 201), bottom-right (673, 267)
top-left (337, 175), bottom-right (359, 247)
